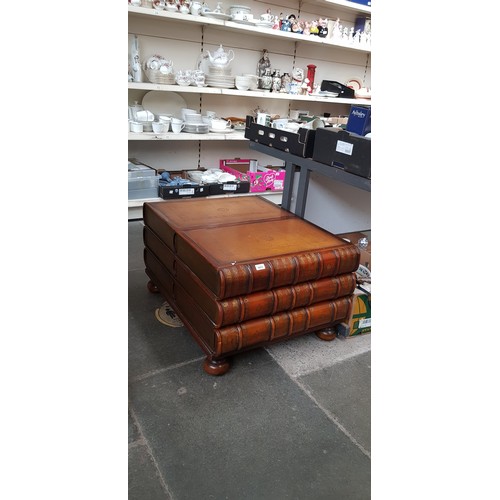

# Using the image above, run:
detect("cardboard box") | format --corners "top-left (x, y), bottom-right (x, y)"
top-left (219, 159), bottom-right (285, 192)
top-left (343, 287), bottom-right (371, 337)
top-left (312, 128), bottom-right (371, 179)
top-left (346, 105), bottom-right (371, 136)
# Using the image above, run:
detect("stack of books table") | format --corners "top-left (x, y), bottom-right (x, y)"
top-left (143, 196), bottom-right (360, 375)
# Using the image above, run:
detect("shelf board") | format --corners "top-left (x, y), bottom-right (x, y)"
top-left (308, 0), bottom-right (371, 15)
top-left (128, 131), bottom-right (247, 140)
top-left (128, 82), bottom-right (371, 106)
top-left (128, 6), bottom-right (370, 54)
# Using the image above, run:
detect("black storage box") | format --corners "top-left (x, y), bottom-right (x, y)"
top-left (320, 81), bottom-right (355, 99)
top-left (158, 184), bottom-right (210, 199)
top-left (312, 128), bottom-right (371, 179)
top-left (244, 115), bottom-right (316, 158)
top-left (208, 181), bottom-right (251, 196)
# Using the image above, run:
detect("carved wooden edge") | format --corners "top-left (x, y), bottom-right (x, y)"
top-left (203, 357), bottom-right (231, 376)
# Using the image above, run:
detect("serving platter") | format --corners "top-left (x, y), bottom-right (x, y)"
top-left (141, 91), bottom-right (187, 119)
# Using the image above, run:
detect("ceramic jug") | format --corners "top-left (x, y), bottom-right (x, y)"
top-left (190, 1), bottom-right (202, 15)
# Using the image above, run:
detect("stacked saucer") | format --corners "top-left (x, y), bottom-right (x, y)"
top-left (183, 113), bottom-right (209, 134)
top-left (205, 67), bottom-right (235, 89)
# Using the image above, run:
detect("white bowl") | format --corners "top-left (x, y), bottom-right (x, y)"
top-left (228, 5), bottom-right (251, 15)
top-left (235, 84), bottom-right (249, 91)
top-left (129, 121), bottom-right (144, 133)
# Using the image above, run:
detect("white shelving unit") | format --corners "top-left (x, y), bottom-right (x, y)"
top-left (128, 1), bottom-right (371, 225)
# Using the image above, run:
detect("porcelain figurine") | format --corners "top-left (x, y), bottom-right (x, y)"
top-left (310, 20), bottom-right (319, 35)
top-left (331, 18), bottom-right (342, 40)
top-left (291, 67), bottom-right (304, 83)
top-left (318, 18), bottom-right (328, 38)
top-left (260, 68), bottom-right (273, 91)
top-left (291, 20), bottom-right (302, 34)
top-left (280, 72), bottom-right (291, 93)
top-left (271, 69), bottom-right (281, 92)
top-left (131, 35), bottom-right (143, 83)
top-left (178, 0), bottom-right (190, 14)
top-left (257, 49), bottom-right (271, 77)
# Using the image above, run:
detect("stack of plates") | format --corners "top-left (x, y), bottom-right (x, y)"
top-left (183, 123), bottom-right (209, 134)
top-left (206, 76), bottom-right (235, 88)
top-left (206, 68), bottom-right (235, 88)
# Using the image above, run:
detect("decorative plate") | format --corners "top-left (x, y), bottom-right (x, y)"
top-left (346, 78), bottom-right (363, 90)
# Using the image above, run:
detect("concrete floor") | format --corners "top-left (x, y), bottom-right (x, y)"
top-left (129, 219), bottom-right (371, 499)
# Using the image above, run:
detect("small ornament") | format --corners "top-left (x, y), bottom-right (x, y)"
top-left (257, 49), bottom-right (271, 78)
top-left (260, 67), bottom-right (273, 91)
top-left (306, 64), bottom-right (317, 94)
top-left (318, 18), bottom-right (328, 38)
top-left (280, 72), bottom-right (291, 93)
top-left (271, 69), bottom-right (282, 92)
top-left (310, 20), bottom-right (319, 35)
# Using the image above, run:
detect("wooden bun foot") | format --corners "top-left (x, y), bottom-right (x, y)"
top-left (203, 357), bottom-right (231, 376)
top-left (316, 327), bottom-right (337, 341)
top-left (147, 280), bottom-right (160, 293)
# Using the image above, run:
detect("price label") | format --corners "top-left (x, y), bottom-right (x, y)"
top-left (223, 184), bottom-right (237, 191)
top-left (179, 188), bottom-right (195, 195)
top-left (336, 140), bottom-right (353, 156)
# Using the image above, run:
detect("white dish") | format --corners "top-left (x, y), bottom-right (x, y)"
top-left (229, 4), bottom-right (251, 11)
top-left (203, 12), bottom-right (232, 20)
top-left (355, 89), bottom-right (371, 99)
top-left (254, 21), bottom-right (274, 28)
top-left (141, 91), bottom-right (188, 120)
top-left (230, 18), bottom-right (257, 25)
top-left (210, 128), bottom-right (233, 133)
top-left (346, 78), bottom-right (363, 91)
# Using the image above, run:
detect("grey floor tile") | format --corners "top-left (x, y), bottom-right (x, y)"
top-left (299, 351), bottom-right (371, 453)
top-left (266, 333), bottom-right (371, 379)
top-left (129, 220), bottom-right (146, 271)
top-left (129, 409), bottom-right (141, 444)
top-left (129, 349), bottom-right (370, 500)
top-left (129, 443), bottom-right (172, 500)
top-left (128, 280), bottom-right (205, 379)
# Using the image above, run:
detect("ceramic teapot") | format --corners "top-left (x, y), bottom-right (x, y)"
top-left (206, 45), bottom-right (235, 67)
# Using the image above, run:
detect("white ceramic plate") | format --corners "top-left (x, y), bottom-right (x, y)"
top-left (346, 78), bottom-right (363, 90)
top-left (230, 18), bottom-right (257, 25)
top-left (254, 21), bottom-right (274, 28)
top-left (210, 128), bottom-right (233, 133)
top-left (141, 91), bottom-right (188, 119)
top-left (203, 12), bottom-right (232, 20)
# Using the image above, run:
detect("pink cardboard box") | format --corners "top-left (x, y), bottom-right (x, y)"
top-left (219, 159), bottom-right (285, 192)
